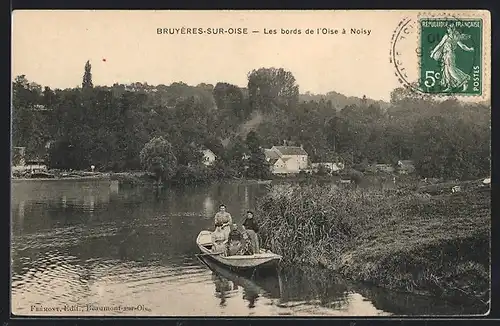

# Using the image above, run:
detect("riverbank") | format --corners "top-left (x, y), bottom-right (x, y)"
top-left (11, 170), bottom-right (155, 183)
top-left (11, 166), bottom-right (405, 186)
top-left (257, 179), bottom-right (490, 310)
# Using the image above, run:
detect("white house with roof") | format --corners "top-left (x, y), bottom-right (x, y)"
top-left (397, 160), bottom-right (415, 174)
top-left (201, 148), bottom-right (217, 166)
top-left (264, 146), bottom-right (309, 174)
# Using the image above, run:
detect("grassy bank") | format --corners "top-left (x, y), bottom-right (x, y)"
top-left (257, 181), bottom-right (490, 308)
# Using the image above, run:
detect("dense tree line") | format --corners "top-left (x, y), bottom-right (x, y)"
top-left (11, 63), bottom-right (490, 183)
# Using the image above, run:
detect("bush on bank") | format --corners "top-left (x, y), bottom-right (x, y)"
top-left (256, 183), bottom-right (490, 306)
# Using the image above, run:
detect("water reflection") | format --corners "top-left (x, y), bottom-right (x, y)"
top-left (200, 255), bottom-right (356, 313)
top-left (17, 200), bottom-right (25, 231)
top-left (350, 282), bottom-right (487, 315)
top-left (243, 286), bottom-right (259, 308)
top-left (203, 195), bottom-right (215, 218)
top-left (110, 180), bottom-right (119, 194)
top-left (212, 273), bottom-right (234, 307)
top-left (243, 185), bottom-right (249, 212)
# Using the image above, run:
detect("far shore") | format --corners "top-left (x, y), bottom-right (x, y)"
top-left (11, 175), bottom-right (112, 182)
top-left (10, 170), bottom-right (273, 185)
top-left (10, 169), bottom-right (409, 185)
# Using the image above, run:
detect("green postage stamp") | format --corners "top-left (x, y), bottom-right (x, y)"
top-left (419, 18), bottom-right (482, 95)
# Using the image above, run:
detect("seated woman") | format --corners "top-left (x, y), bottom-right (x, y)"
top-left (241, 230), bottom-right (254, 255)
top-left (226, 224), bottom-right (253, 256)
top-left (211, 225), bottom-right (227, 254)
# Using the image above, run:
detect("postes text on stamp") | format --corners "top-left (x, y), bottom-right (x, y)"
top-left (419, 18), bottom-right (482, 95)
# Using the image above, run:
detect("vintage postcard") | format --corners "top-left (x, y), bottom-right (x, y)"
top-left (11, 10), bottom-right (491, 317)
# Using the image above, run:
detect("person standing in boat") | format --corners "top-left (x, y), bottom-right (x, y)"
top-left (242, 211), bottom-right (260, 254)
top-left (214, 204), bottom-right (232, 240)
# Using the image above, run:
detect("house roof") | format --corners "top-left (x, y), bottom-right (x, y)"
top-left (264, 149), bottom-right (280, 160)
top-left (273, 146), bottom-right (308, 156)
top-left (398, 160), bottom-right (414, 165)
top-left (25, 158), bottom-right (46, 163)
top-left (269, 158), bottom-right (279, 165)
top-left (201, 148), bottom-right (216, 156)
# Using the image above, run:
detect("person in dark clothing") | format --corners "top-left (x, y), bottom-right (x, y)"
top-left (228, 223), bottom-right (243, 242)
top-left (242, 211), bottom-right (259, 232)
top-left (226, 224), bottom-right (253, 256)
top-left (242, 211), bottom-right (260, 253)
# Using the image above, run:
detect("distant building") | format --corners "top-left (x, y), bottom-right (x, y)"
top-left (12, 157), bottom-right (48, 173)
top-left (33, 104), bottom-right (49, 111)
top-left (264, 149), bottom-right (285, 174)
top-left (374, 163), bottom-right (395, 173)
top-left (311, 162), bottom-right (345, 173)
top-left (397, 160), bottom-right (415, 174)
top-left (201, 148), bottom-right (217, 166)
top-left (264, 146), bottom-right (308, 174)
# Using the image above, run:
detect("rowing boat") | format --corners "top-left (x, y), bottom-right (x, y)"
top-left (196, 230), bottom-right (282, 271)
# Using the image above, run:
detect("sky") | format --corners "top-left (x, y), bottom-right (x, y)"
top-left (12, 10), bottom-right (490, 102)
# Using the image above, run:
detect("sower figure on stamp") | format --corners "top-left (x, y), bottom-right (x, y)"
top-left (430, 24), bottom-right (474, 92)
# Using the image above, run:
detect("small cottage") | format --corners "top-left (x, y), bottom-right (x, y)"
top-left (397, 160), bottom-right (415, 174)
top-left (201, 149), bottom-right (217, 166)
top-left (374, 163), bottom-right (395, 173)
top-left (25, 158), bottom-right (48, 172)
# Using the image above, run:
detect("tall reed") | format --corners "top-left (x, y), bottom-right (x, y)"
top-left (256, 182), bottom-right (490, 305)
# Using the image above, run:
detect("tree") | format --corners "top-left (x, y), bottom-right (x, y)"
top-left (226, 135), bottom-right (248, 176)
top-left (82, 60), bottom-right (93, 89)
top-left (245, 130), bottom-right (261, 152)
top-left (139, 136), bottom-right (177, 183)
top-left (11, 71), bottom-right (490, 182)
top-left (247, 67), bottom-right (299, 113)
top-left (316, 164), bottom-right (330, 176)
top-left (11, 75), bottom-right (48, 157)
top-left (213, 83), bottom-right (245, 116)
top-left (245, 130), bottom-right (270, 179)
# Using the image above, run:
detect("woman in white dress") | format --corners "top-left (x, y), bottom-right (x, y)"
top-left (214, 204), bottom-right (232, 240)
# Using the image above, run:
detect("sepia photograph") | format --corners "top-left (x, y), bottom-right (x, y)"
top-left (10, 10), bottom-right (491, 317)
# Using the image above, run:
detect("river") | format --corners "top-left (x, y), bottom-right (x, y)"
top-left (11, 179), bottom-right (479, 316)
